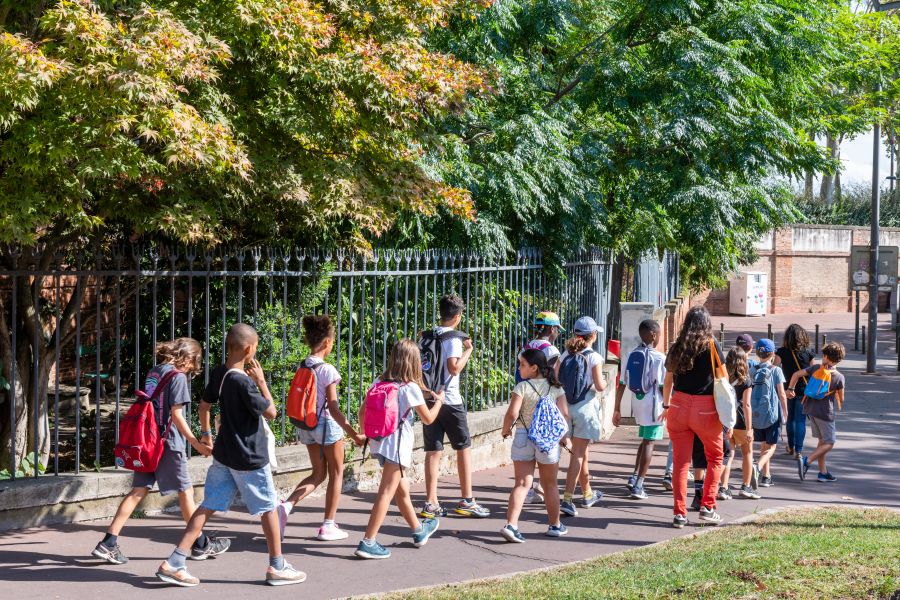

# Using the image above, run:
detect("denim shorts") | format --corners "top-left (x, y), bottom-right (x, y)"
top-left (375, 454), bottom-right (401, 468)
top-left (510, 428), bottom-right (560, 465)
top-left (295, 417), bottom-right (343, 446)
top-left (200, 459), bottom-right (278, 516)
top-left (568, 396), bottom-right (602, 442)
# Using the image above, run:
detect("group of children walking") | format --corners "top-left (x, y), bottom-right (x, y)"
top-left (91, 297), bottom-right (847, 588)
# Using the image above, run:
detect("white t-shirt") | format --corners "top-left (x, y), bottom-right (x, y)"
top-left (524, 338), bottom-right (561, 364)
top-left (619, 344), bottom-right (666, 426)
top-left (434, 326), bottom-right (464, 406)
top-left (559, 348), bottom-right (605, 403)
top-left (368, 382), bottom-right (426, 467)
top-left (304, 355), bottom-right (341, 422)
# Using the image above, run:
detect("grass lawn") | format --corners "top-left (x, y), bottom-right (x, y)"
top-left (390, 507), bottom-right (899, 600)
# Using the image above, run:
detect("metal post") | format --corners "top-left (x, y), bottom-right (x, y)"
top-left (862, 326), bottom-right (867, 355)
top-left (896, 328), bottom-right (899, 372)
top-left (822, 334), bottom-right (828, 347)
top-left (815, 324), bottom-right (820, 354)
top-left (855, 289), bottom-right (861, 350)
top-left (867, 84), bottom-right (881, 373)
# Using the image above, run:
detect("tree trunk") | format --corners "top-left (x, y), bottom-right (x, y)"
top-left (820, 134), bottom-right (839, 205)
top-left (606, 253), bottom-right (627, 341)
top-left (804, 130), bottom-right (815, 201)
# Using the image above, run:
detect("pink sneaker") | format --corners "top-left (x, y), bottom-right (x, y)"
top-left (316, 522), bottom-right (349, 541)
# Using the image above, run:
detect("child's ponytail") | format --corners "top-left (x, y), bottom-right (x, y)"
top-left (565, 334), bottom-right (592, 355)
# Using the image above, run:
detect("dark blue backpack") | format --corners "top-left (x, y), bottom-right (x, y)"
top-left (559, 349), bottom-right (595, 405)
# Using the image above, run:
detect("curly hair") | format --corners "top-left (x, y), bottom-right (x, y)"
top-left (519, 348), bottom-right (561, 387)
top-left (565, 333), bottom-right (595, 355)
top-left (666, 306), bottom-right (713, 374)
top-left (781, 323), bottom-right (811, 352)
top-left (156, 338), bottom-right (202, 375)
top-left (725, 346), bottom-right (750, 383)
top-left (303, 314), bottom-right (335, 350)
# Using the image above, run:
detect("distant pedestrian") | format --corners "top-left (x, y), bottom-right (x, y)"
top-left (773, 324), bottom-right (815, 458)
top-left (558, 316), bottom-right (607, 517)
top-left (613, 319), bottom-right (666, 500)
top-left (355, 340), bottom-right (444, 559)
top-left (92, 338), bottom-right (228, 565)
top-left (500, 349), bottom-right (569, 542)
top-left (789, 342), bottom-right (845, 483)
top-left (661, 306), bottom-right (725, 528)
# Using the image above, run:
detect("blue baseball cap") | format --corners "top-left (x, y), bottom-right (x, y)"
top-left (535, 311), bottom-right (565, 331)
top-left (755, 338), bottom-right (775, 353)
top-left (574, 316), bottom-right (603, 335)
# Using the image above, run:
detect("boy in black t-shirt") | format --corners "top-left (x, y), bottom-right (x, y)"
top-left (156, 324), bottom-right (306, 588)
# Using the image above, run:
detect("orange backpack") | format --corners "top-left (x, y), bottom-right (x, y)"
top-left (287, 361), bottom-right (320, 430)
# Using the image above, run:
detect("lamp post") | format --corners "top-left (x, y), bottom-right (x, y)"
top-left (867, 0), bottom-right (899, 373)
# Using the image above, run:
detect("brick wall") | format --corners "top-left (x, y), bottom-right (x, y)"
top-left (700, 224), bottom-right (897, 316)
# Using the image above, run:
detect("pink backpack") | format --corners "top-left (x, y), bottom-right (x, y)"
top-left (362, 381), bottom-right (408, 440)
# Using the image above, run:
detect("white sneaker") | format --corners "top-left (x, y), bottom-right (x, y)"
top-left (525, 487), bottom-right (544, 504)
top-left (316, 522), bottom-right (349, 541)
top-left (266, 562), bottom-right (307, 586)
top-left (277, 502), bottom-right (290, 542)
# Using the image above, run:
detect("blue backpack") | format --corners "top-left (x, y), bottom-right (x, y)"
top-left (519, 381), bottom-right (568, 454)
top-left (559, 349), bottom-right (595, 405)
top-left (750, 363), bottom-right (778, 429)
top-left (625, 345), bottom-right (653, 398)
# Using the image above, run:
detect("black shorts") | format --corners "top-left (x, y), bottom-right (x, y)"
top-left (692, 428), bottom-right (732, 469)
top-left (423, 403), bottom-right (471, 452)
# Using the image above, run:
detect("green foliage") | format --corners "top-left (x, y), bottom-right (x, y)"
top-left (0, 451), bottom-right (46, 479)
top-left (794, 186), bottom-right (900, 228)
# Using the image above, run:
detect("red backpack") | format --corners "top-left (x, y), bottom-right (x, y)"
top-left (287, 360), bottom-right (321, 430)
top-left (114, 369), bottom-right (181, 472)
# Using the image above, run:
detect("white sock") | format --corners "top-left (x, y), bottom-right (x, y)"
top-left (323, 519), bottom-right (335, 527)
top-left (281, 501), bottom-right (294, 515)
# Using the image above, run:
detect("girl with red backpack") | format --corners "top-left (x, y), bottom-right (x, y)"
top-left (354, 339), bottom-right (445, 560)
top-left (277, 316), bottom-right (365, 542)
top-left (92, 338), bottom-right (229, 565)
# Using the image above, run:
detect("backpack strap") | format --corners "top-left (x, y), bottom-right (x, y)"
top-left (791, 350), bottom-right (809, 386)
top-left (150, 368), bottom-right (183, 436)
top-left (708, 339), bottom-right (726, 379)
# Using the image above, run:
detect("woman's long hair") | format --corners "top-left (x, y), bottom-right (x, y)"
top-left (666, 306), bottom-right (713, 374)
top-left (519, 348), bottom-right (561, 386)
top-left (781, 323), bottom-right (811, 352)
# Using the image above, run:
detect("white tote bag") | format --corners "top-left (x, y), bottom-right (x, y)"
top-left (220, 368), bottom-right (278, 471)
top-left (709, 340), bottom-right (737, 429)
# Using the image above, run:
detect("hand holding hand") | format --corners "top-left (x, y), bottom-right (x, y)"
top-left (352, 433), bottom-right (367, 447)
top-left (431, 390), bottom-right (445, 404)
top-left (192, 439), bottom-right (212, 457)
top-left (786, 389), bottom-right (795, 399)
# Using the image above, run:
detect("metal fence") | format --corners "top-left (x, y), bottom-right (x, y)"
top-left (634, 251), bottom-right (680, 309)
top-left (1, 246), bottom-right (654, 479)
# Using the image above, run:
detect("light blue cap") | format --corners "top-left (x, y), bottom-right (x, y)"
top-left (574, 316), bottom-right (603, 335)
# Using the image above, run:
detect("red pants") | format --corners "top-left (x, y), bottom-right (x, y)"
top-left (667, 391), bottom-right (724, 516)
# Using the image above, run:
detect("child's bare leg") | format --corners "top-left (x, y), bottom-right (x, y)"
top-left (720, 449), bottom-right (734, 488)
top-left (323, 440), bottom-right (345, 521)
top-left (261, 510), bottom-right (282, 558)
top-left (637, 441), bottom-right (655, 478)
top-left (538, 462), bottom-right (561, 525)
top-left (424, 451), bottom-right (442, 505)
top-left (286, 445), bottom-right (327, 505)
top-left (457, 447), bottom-right (473, 499)
top-left (364, 463), bottom-right (403, 540)
top-left (506, 461), bottom-right (534, 527)
top-left (758, 443), bottom-right (776, 476)
top-left (107, 487), bottom-right (149, 536)
top-left (740, 442), bottom-right (753, 486)
top-left (578, 446), bottom-right (592, 494)
top-left (174, 508), bottom-right (213, 553)
top-left (177, 488), bottom-right (198, 523)
top-left (564, 438), bottom-right (589, 495)
top-left (394, 474), bottom-right (420, 531)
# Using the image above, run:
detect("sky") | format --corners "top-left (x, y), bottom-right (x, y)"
top-left (837, 129), bottom-right (896, 186)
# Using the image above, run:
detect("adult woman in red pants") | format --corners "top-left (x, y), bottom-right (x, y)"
top-left (661, 306), bottom-right (727, 528)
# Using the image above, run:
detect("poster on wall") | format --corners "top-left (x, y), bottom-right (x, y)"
top-left (849, 246), bottom-right (898, 291)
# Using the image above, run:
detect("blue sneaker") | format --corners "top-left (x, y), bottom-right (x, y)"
top-left (581, 491), bottom-right (603, 508)
top-left (412, 518), bottom-right (439, 547)
top-left (545, 523), bottom-right (568, 537)
top-left (630, 485), bottom-right (648, 500)
top-left (626, 474), bottom-right (638, 492)
top-left (560, 499), bottom-right (578, 517)
top-left (817, 472), bottom-right (837, 483)
top-left (355, 540), bottom-right (391, 559)
top-left (798, 456), bottom-right (808, 481)
top-left (500, 524), bottom-right (525, 544)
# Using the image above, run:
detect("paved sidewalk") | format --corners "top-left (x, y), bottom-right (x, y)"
top-left (1, 312), bottom-right (897, 600)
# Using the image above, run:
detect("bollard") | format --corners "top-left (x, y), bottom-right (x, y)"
top-left (854, 290), bottom-right (861, 351)
top-left (822, 334), bottom-right (827, 348)
top-left (896, 329), bottom-right (899, 372)
top-left (815, 324), bottom-right (820, 354)
top-left (862, 326), bottom-right (866, 355)
top-left (767, 323), bottom-right (772, 340)
top-left (720, 323), bottom-right (725, 345)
